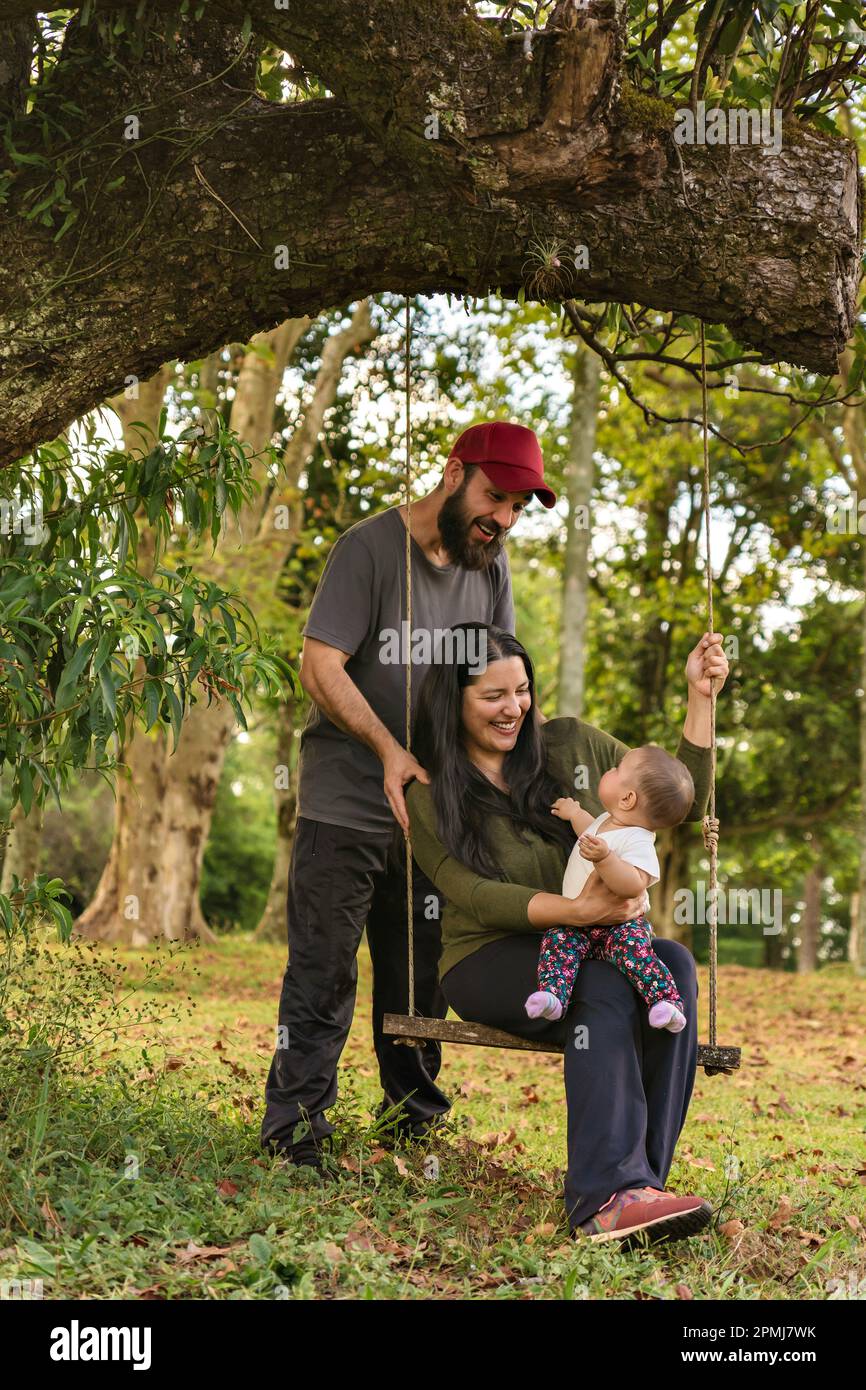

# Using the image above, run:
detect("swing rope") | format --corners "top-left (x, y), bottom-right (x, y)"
top-left (404, 295), bottom-right (417, 1019)
top-left (398, 297), bottom-right (727, 1066)
top-left (699, 323), bottom-right (720, 1050)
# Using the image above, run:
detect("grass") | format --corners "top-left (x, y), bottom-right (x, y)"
top-left (1, 936), bottom-right (864, 1300)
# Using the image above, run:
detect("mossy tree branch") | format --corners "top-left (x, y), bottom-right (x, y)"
top-left (0, 1), bottom-right (861, 464)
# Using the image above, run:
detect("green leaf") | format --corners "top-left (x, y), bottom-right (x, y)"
top-left (98, 664), bottom-right (117, 721)
top-left (164, 685), bottom-right (183, 751)
top-left (19, 758), bottom-right (33, 815)
top-left (53, 209), bottom-right (79, 242)
top-left (249, 1233), bottom-right (272, 1265)
top-left (183, 484), bottom-right (202, 532)
top-left (93, 629), bottom-right (114, 674)
top-left (143, 679), bottom-right (161, 730)
top-left (215, 476), bottom-right (227, 516)
top-left (54, 636), bottom-right (97, 713)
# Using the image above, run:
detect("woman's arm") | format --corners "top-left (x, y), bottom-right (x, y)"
top-left (407, 783), bottom-right (644, 933)
top-left (527, 877), bottom-right (647, 930)
top-left (407, 781), bottom-right (543, 930)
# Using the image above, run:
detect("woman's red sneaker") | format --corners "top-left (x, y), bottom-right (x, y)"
top-left (574, 1187), bottom-right (712, 1248)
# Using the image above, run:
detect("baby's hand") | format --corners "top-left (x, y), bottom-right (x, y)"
top-left (579, 832), bottom-right (610, 862)
top-left (552, 796), bottom-right (581, 820)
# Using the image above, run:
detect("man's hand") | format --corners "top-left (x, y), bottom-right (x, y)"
top-left (578, 832), bottom-right (610, 862)
top-left (566, 875), bottom-right (645, 928)
top-left (685, 631), bottom-right (729, 699)
top-left (383, 745), bottom-right (430, 835)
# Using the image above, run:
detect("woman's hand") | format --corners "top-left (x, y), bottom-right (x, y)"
top-left (685, 631), bottom-right (729, 699)
top-left (566, 875), bottom-right (646, 928)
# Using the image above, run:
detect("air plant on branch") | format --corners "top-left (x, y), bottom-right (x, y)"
top-left (520, 235), bottom-right (575, 301)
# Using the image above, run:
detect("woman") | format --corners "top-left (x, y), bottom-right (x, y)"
top-left (404, 622), bottom-right (729, 1246)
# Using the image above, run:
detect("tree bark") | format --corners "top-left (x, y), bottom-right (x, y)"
top-left (797, 854), bottom-right (822, 973)
top-left (0, 798), bottom-right (44, 895)
top-left (849, 890), bottom-right (860, 966)
top-left (75, 726), bottom-right (172, 944)
top-left (1, 1), bottom-right (860, 463)
top-left (558, 341), bottom-right (601, 718)
top-left (73, 364), bottom-right (188, 943)
top-left (651, 824), bottom-right (691, 948)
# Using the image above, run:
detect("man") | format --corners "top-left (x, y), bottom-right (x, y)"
top-left (261, 421), bottom-right (557, 1167)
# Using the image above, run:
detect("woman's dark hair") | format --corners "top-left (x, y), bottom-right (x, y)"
top-left (396, 623), bottom-right (575, 878)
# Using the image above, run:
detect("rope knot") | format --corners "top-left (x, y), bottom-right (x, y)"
top-left (702, 815), bottom-right (720, 853)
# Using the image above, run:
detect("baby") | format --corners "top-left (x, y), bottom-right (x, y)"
top-left (524, 745), bottom-right (695, 1033)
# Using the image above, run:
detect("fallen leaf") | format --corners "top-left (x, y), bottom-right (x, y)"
top-left (719, 1219), bottom-right (745, 1240)
top-left (41, 1199), bottom-right (62, 1234)
top-left (175, 1241), bottom-right (237, 1264)
top-left (768, 1196), bottom-right (795, 1229)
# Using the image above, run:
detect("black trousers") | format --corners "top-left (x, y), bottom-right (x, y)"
top-left (261, 817), bottom-right (450, 1152)
top-left (442, 933), bottom-right (699, 1231)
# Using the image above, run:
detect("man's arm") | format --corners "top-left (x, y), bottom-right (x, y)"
top-left (300, 638), bottom-right (427, 833)
top-left (300, 638), bottom-right (394, 759)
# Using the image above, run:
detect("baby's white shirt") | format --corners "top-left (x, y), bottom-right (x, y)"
top-left (562, 812), bottom-right (660, 913)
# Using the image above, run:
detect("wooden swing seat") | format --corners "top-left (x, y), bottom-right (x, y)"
top-left (384, 1012), bottom-right (741, 1074)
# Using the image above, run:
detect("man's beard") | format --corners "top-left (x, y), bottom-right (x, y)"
top-left (436, 484), bottom-right (508, 571)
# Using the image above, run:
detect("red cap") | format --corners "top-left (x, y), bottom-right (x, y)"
top-left (449, 421), bottom-right (557, 509)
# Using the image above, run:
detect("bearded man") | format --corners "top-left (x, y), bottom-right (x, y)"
top-left (261, 422), bottom-right (557, 1167)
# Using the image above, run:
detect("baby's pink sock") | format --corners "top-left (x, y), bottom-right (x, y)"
top-left (648, 1000), bottom-right (686, 1033)
top-left (525, 991), bottom-right (563, 1021)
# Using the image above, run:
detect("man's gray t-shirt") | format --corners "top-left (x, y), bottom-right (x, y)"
top-left (296, 506), bottom-right (515, 833)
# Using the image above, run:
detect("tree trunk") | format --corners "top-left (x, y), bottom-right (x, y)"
top-left (849, 890), bottom-right (860, 966)
top-left (651, 825), bottom-right (689, 948)
top-left (1, 0), bottom-right (860, 462)
top-left (254, 698), bottom-right (299, 942)
top-left (0, 798), bottom-right (44, 894)
top-left (74, 367), bottom-right (185, 943)
top-left (764, 912), bottom-right (785, 969)
top-left (557, 342), bottom-right (601, 719)
top-left (157, 697), bottom-right (238, 941)
top-left (797, 856), bottom-right (822, 973)
top-left (75, 727), bottom-right (172, 944)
